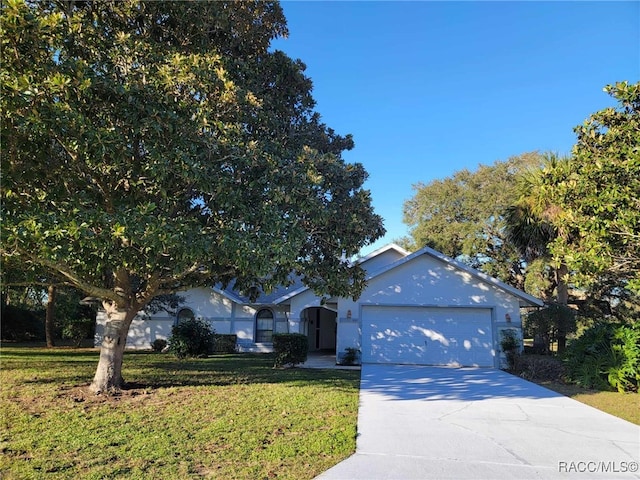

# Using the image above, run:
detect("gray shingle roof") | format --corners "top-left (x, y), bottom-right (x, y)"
top-left (214, 275), bottom-right (306, 305)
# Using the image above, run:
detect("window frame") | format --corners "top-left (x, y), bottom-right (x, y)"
top-left (176, 307), bottom-right (195, 324)
top-left (255, 308), bottom-right (275, 343)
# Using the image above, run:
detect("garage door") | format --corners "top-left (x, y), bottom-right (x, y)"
top-left (361, 306), bottom-right (495, 367)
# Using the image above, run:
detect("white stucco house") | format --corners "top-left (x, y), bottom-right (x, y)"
top-left (95, 244), bottom-right (543, 368)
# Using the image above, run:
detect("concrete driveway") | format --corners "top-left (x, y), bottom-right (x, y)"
top-left (317, 365), bottom-right (640, 479)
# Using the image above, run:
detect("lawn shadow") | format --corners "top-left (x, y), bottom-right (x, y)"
top-left (140, 353), bottom-right (359, 391)
top-left (2, 347), bottom-right (359, 393)
top-left (0, 345), bottom-right (99, 359)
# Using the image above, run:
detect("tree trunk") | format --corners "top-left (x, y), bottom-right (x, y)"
top-left (90, 306), bottom-right (136, 394)
top-left (555, 263), bottom-right (569, 354)
top-left (45, 284), bottom-right (56, 348)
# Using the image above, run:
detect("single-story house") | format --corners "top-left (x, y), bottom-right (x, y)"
top-left (95, 244), bottom-right (543, 367)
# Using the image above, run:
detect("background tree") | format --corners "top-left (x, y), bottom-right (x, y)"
top-left (402, 152), bottom-right (544, 290)
top-left (1, 0), bottom-right (384, 393)
top-left (504, 154), bottom-right (576, 352)
top-left (549, 81), bottom-right (640, 297)
top-left (1, 257), bottom-right (62, 346)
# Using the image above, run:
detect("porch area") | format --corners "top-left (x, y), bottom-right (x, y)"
top-left (300, 351), bottom-right (361, 371)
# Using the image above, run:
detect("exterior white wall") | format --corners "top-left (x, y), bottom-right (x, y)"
top-left (94, 311), bottom-right (174, 350)
top-left (95, 287), bottom-right (292, 351)
top-left (334, 253), bottom-right (524, 366)
top-left (354, 254), bottom-right (522, 325)
top-left (336, 319), bottom-right (360, 363)
top-left (181, 288), bottom-right (234, 318)
top-left (94, 251), bottom-right (530, 361)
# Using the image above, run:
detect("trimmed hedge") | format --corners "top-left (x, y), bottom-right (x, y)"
top-left (212, 334), bottom-right (237, 354)
top-left (0, 305), bottom-right (45, 341)
top-left (273, 333), bottom-right (308, 367)
top-left (515, 354), bottom-right (566, 383)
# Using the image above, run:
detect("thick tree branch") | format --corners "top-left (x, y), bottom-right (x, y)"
top-left (26, 254), bottom-right (124, 306)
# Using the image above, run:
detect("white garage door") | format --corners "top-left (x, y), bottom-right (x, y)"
top-left (361, 306), bottom-right (495, 367)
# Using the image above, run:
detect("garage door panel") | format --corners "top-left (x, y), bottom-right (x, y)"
top-left (362, 306), bottom-right (494, 367)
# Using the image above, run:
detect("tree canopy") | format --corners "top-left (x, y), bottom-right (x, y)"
top-left (403, 82), bottom-right (639, 323)
top-left (1, 0), bottom-right (384, 392)
top-left (549, 81), bottom-right (640, 295)
top-left (402, 152), bottom-right (545, 290)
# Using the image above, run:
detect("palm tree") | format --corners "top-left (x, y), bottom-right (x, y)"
top-left (504, 153), bottom-right (574, 353)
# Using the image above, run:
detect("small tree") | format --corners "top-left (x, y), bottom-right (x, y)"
top-left (402, 152), bottom-right (545, 291)
top-left (551, 82), bottom-right (640, 295)
top-left (62, 317), bottom-right (95, 347)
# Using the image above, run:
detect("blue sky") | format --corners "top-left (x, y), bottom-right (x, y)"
top-left (271, 1), bottom-right (639, 255)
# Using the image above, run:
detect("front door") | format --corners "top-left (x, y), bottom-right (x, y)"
top-left (306, 307), bottom-right (337, 352)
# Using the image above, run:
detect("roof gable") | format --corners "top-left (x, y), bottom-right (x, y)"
top-left (366, 245), bottom-right (543, 307)
top-left (272, 243), bottom-right (411, 304)
top-left (356, 243), bottom-right (410, 274)
top-left (214, 275), bottom-right (306, 306)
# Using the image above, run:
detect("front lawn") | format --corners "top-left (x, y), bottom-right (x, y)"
top-left (0, 346), bottom-right (360, 479)
top-left (535, 381), bottom-right (640, 426)
top-left (513, 353), bottom-right (639, 426)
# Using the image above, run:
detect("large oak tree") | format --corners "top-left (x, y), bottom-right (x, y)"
top-left (1, 0), bottom-right (384, 393)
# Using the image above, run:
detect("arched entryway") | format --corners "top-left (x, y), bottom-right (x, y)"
top-left (301, 307), bottom-right (337, 352)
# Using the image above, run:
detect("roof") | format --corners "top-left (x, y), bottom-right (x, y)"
top-left (355, 243), bottom-right (410, 265)
top-left (214, 243), bottom-right (543, 308)
top-left (213, 275), bottom-right (306, 306)
top-left (271, 243), bottom-right (411, 304)
top-left (365, 245), bottom-right (544, 308)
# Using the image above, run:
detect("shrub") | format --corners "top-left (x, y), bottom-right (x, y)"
top-left (340, 347), bottom-right (360, 366)
top-left (273, 333), bottom-right (308, 367)
top-left (500, 329), bottom-right (519, 371)
top-left (212, 334), bottom-right (237, 354)
top-left (151, 338), bottom-right (168, 352)
top-left (0, 305), bottom-right (45, 341)
top-left (515, 354), bottom-right (566, 382)
top-left (564, 322), bottom-right (640, 392)
top-left (168, 318), bottom-right (215, 359)
top-left (62, 317), bottom-right (94, 347)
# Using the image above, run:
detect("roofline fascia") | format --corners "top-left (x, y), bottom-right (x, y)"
top-left (211, 285), bottom-right (246, 305)
top-left (355, 243), bottom-right (410, 265)
top-left (273, 243), bottom-right (412, 304)
top-left (364, 245), bottom-right (544, 307)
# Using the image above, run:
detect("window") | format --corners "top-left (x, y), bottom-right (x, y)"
top-left (255, 309), bottom-right (274, 343)
top-left (177, 308), bottom-right (195, 324)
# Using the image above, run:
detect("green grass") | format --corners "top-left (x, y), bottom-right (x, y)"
top-left (533, 381), bottom-right (640, 426)
top-left (0, 346), bottom-right (360, 479)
